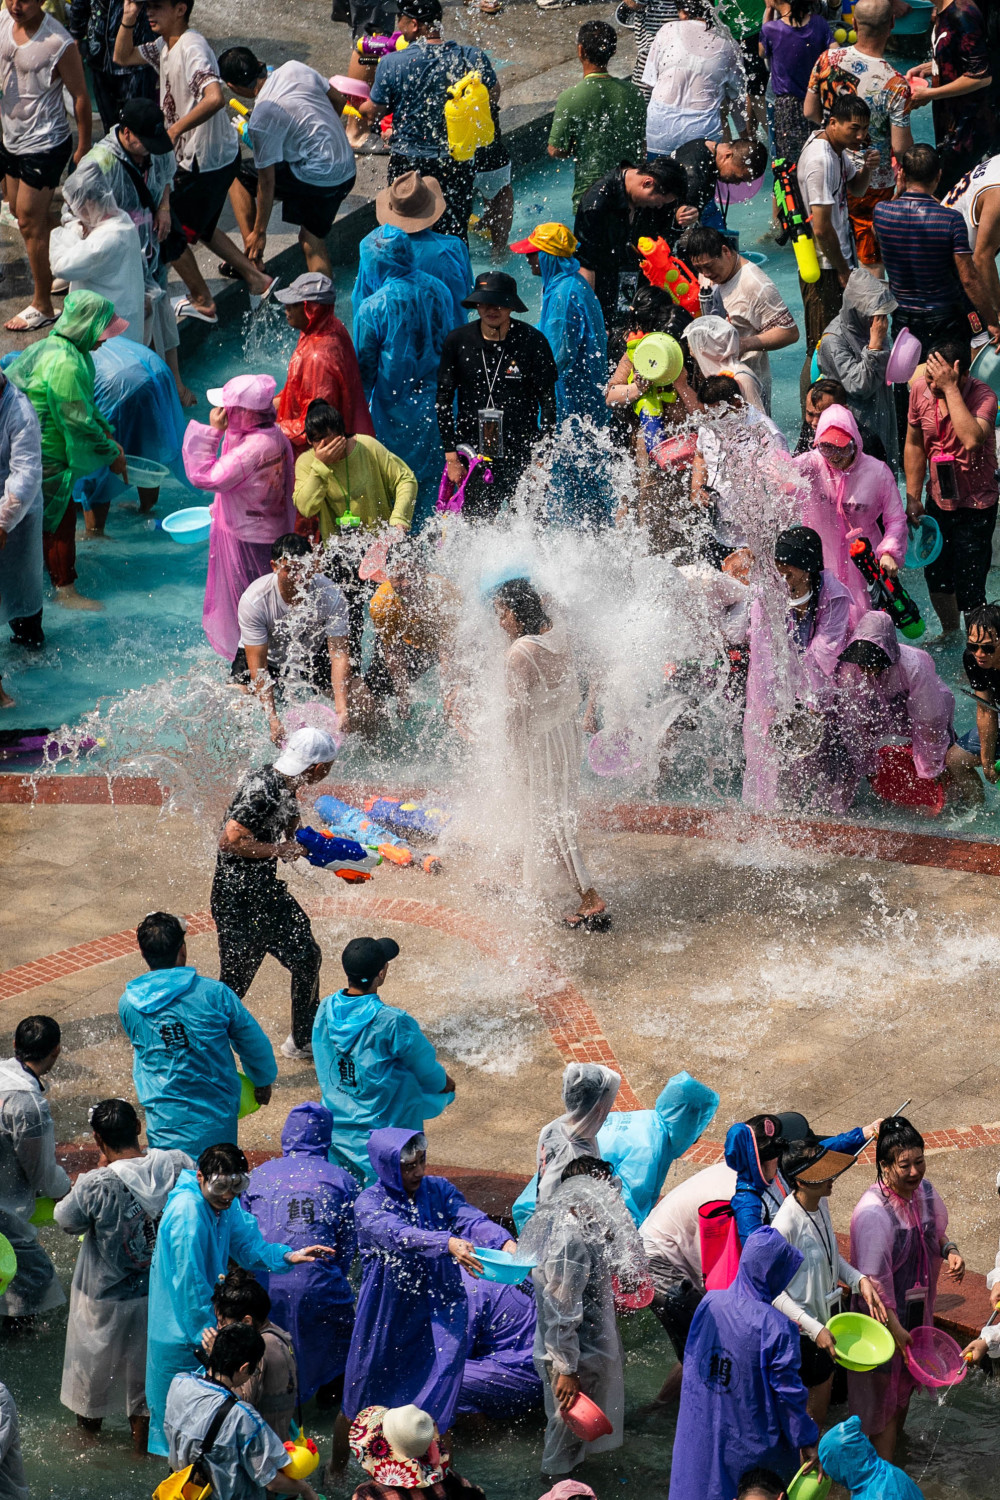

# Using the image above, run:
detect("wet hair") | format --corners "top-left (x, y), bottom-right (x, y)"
top-left (577, 19), bottom-right (617, 68)
top-left (149, 0), bottom-right (195, 17)
top-left (271, 532), bottom-right (312, 563)
top-left (677, 0), bottom-right (714, 23)
top-left (493, 578), bottom-right (551, 636)
top-left (629, 283), bottom-right (692, 341)
top-left (966, 602), bottom-right (1000, 639)
top-left (730, 138), bottom-right (768, 180)
top-left (839, 639), bottom-right (891, 672)
top-left (774, 525), bottom-right (824, 578)
top-left (90, 1098), bottom-right (141, 1151)
top-left (746, 1113), bottom-right (784, 1163)
top-left (780, 1138), bottom-right (828, 1184)
top-left (927, 337), bottom-right (971, 375)
top-left (683, 224), bottom-right (737, 262)
top-left (807, 377), bottom-right (849, 409)
top-left (213, 1266), bottom-right (271, 1325)
top-left (217, 46), bottom-right (265, 88)
top-left (207, 1321), bottom-right (265, 1380)
top-left (830, 92), bottom-right (871, 125)
top-left (700, 374), bottom-right (742, 407)
top-left (900, 143), bottom-right (940, 187)
top-left (198, 1143), bottom-right (249, 1178)
top-left (641, 157), bottom-right (688, 203)
top-left (875, 1116), bottom-right (924, 1184)
top-left (737, 1470), bottom-right (786, 1500)
top-left (561, 1155), bottom-right (614, 1182)
top-left (304, 399), bottom-right (346, 444)
top-left (14, 1016), bottom-right (60, 1063)
top-left (136, 911), bottom-right (185, 970)
top-left (399, 1132), bottom-right (427, 1164)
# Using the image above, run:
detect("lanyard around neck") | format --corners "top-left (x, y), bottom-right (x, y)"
top-left (480, 335), bottom-right (507, 405)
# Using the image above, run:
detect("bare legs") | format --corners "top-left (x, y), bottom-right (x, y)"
top-left (4, 175), bottom-right (56, 329)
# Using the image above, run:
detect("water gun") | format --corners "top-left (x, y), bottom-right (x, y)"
top-left (772, 158), bottom-right (821, 284)
top-left (229, 97), bottom-right (251, 143)
top-left (295, 826), bottom-right (383, 881)
top-left (834, 0), bottom-right (857, 42)
top-left (363, 796), bottom-right (451, 841)
top-left (848, 535), bottom-right (925, 639)
top-left (314, 793), bottom-right (441, 874)
top-left (356, 29), bottom-right (408, 59)
top-left (437, 444), bottom-right (493, 513)
top-left (635, 237), bottom-right (701, 317)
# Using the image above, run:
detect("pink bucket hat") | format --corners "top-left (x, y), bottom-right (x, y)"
top-left (206, 373), bottom-right (278, 410)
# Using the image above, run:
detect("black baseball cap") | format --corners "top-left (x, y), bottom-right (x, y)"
top-left (342, 936), bottom-right (400, 983)
top-left (119, 98), bottom-right (173, 155)
top-left (398, 0), bottom-right (442, 22)
top-left (461, 270), bottom-right (527, 313)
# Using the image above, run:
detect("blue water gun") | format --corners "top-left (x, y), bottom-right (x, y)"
top-left (295, 827), bottom-right (382, 882)
top-left (363, 796), bottom-right (451, 842)
top-left (314, 795), bottom-right (441, 874)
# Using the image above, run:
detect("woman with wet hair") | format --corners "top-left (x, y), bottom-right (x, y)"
top-left (847, 1116), bottom-right (964, 1462)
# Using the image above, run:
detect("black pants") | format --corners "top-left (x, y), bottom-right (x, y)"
top-left (88, 63), bottom-right (158, 133)
top-left (388, 153), bottom-right (474, 241)
top-left (924, 498), bottom-right (998, 615)
top-left (9, 609), bottom-right (43, 648)
top-left (211, 871), bottom-right (322, 1050)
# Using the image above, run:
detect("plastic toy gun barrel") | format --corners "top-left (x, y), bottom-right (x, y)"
top-left (848, 535), bottom-right (925, 638)
top-left (772, 157), bottom-right (821, 283)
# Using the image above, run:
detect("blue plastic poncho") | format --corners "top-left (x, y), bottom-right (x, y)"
top-left (513, 1071), bottom-right (719, 1230)
top-left (242, 1103), bottom-right (359, 1401)
top-left (537, 251), bottom-right (608, 426)
top-left (725, 1122), bottom-right (777, 1247)
top-left (342, 1127), bottom-right (510, 1429)
top-left (146, 1170), bottom-right (293, 1455)
top-left (74, 338), bottom-right (187, 510)
top-left (353, 226), bottom-right (455, 514)
top-left (457, 1271), bottom-right (541, 1418)
top-left (119, 967), bottom-right (277, 1162)
top-left (818, 1416), bottom-right (924, 1499)
top-left (353, 224), bottom-right (471, 332)
top-left (668, 1227), bottom-right (819, 1500)
top-left (312, 987), bottom-right (453, 1185)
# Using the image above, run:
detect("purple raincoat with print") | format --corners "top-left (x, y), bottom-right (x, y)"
top-left (456, 1270), bottom-right (542, 1418)
top-left (342, 1127), bottom-right (510, 1428)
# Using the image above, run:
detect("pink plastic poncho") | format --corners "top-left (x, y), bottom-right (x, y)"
top-left (792, 405), bottom-right (908, 623)
top-left (182, 375), bottom-right (296, 661)
top-left (847, 1178), bottom-right (948, 1436)
top-left (743, 568), bottom-right (853, 810)
top-left (835, 610), bottom-right (955, 785)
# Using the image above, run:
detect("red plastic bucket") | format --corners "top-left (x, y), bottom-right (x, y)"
top-left (562, 1391), bottom-right (613, 1441)
top-left (905, 1326), bottom-right (968, 1389)
top-left (870, 744), bottom-right (946, 817)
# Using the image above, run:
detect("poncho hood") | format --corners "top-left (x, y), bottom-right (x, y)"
top-left (366, 225), bottom-right (417, 286)
top-left (53, 289), bottom-right (115, 352)
top-left (321, 988), bottom-right (383, 1051)
top-left (818, 1416), bottom-right (883, 1489)
top-left (302, 301), bottom-right (348, 338)
top-left (733, 1224), bottom-right (804, 1302)
top-left (109, 1148), bottom-right (187, 1216)
top-left (687, 314), bottom-right (740, 372)
top-left (814, 403), bottom-right (862, 471)
top-left (846, 607), bottom-right (900, 666)
top-left (538, 250), bottom-right (582, 289)
top-left (367, 1126), bottom-right (423, 1196)
top-left (123, 966), bottom-right (200, 1015)
top-left (838, 268), bottom-right (897, 348)
top-left (0, 1058), bottom-right (40, 1097)
top-left (724, 1121), bottom-right (770, 1194)
top-left (282, 1101), bottom-right (334, 1157)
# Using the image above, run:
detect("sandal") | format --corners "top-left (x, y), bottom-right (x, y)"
top-left (4, 305), bottom-right (57, 332)
top-left (171, 295), bottom-right (218, 326)
top-left (563, 909), bottom-right (612, 932)
top-left (216, 261), bottom-right (240, 280)
top-left (249, 275), bottom-right (280, 311)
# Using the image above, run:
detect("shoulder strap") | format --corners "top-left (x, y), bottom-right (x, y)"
top-left (117, 150), bottom-right (158, 214)
top-left (199, 1392), bottom-right (238, 1465)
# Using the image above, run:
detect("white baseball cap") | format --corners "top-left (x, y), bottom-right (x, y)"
top-left (272, 726), bottom-right (338, 776)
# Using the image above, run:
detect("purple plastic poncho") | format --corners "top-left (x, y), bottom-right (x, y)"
top-left (848, 1179), bottom-right (948, 1437)
top-left (242, 1103), bottom-right (358, 1401)
top-left (668, 1227), bottom-right (818, 1500)
top-left (792, 406), bottom-right (908, 623)
top-left (456, 1271), bottom-right (542, 1418)
top-left (182, 374), bottom-right (296, 661)
top-left (835, 610), bottom-right (956, 787)
top-left (743, 568), bottom-right (853, 811)
top-left (342, 1127), bottom-right (510, 1429)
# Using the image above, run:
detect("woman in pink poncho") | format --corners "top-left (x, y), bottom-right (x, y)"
top-left (848, 1116), bottom-right (964, 1462)
top-left (183, 373), bottom-right (296, 661)
top-left (743, 525), bottom-right (853, 810)
top-left (792, 405), bottom-right (907, 624)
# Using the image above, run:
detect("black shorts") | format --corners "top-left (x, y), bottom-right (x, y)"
top-left (236, 158), bottom-right (356, 239)
top-left (171, 154), bottom-right (240, 244)
top-left (739, 33), bottom-right (769, 98)
top-left (0, 135), bottom-right (73, 191)
top-left (799, 1333), bottom-right (836, 1388)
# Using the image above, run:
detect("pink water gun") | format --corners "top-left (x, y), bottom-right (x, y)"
top-left (436, 445), bottom-right (493, 514)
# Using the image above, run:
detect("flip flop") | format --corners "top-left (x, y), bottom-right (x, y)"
top-left (563, 911), bottom-right (612, 932)
top-left (4, 305), bottom-right (57, 332)
top-left (216, 262), bottom-right (240, 280)
top-left (249, 276), bottom-right (279, 311)
top-left (171, 295), bottom-right (218, 326)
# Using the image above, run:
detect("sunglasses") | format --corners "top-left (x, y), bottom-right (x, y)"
top-left (968, 639), bottom-right (999, 654)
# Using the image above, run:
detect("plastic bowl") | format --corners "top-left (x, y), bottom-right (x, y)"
top-left (906, 1325), bottom-right (968, 1389)
top-left (632, 332), bottom-right (684, 384)
top-left (0, 1233), bottom-right (16, 1295)
top-left (475, 1247), bottom-right (536, 1285)
top-left (330, 73), bottom-right (371, 101)
top-left (562, 1391), bottom-right (613, 1442)
top-left (894, 0), bottom-right (934, 33)
top-left (971, 340), bottom-right (1000, 398)
top-left (162, 506), bottom-right (212, 545)
top-left (827, 1312), bottom-right (896, 1371)
top-left (612, 1273), bottom-right (655, 1311)
top-left (885, 327), bottom-right (922, 385)
top-left (124, 454), bottom-right (170, 487)
top-left (905, 514), bottom-right (943, 569)
top-left (787, 1463), bottom-right (832, 1500)
top-left (238, 1073), bottom-right (260, 1119)
top-left (716, 171), bottom-right (765, 206)
top-left (29, 1196), bottom-right (55, 1227)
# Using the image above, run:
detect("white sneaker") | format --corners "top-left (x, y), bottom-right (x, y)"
top-left (279, 1034), bottom-right (313, 1061)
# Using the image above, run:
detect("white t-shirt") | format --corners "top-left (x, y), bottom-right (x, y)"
top-left (237, 572), bottom-right (349, 666)
top-left (698, 404), bottom-right (789, 547)
top-left (796, 130), bottom-right (858, 272)
top-left (640, 1162), bottom-right (736, 1282)
top-left (0, 10), bottom-right (71, 154)
top-left (642, 19), bottom-right (745, 157)
top-left (942, 152), bottom-right (1000, 252)
top-left (139, 31), bottom-right (237, 173)
top-left (701, 259), bottom-right (797, 412)
top-left (770, 1193), bottom-right (863, 1337)
top-left (249, 61), bottom-right (354, 189)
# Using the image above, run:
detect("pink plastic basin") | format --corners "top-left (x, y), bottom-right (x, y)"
top-left (905, 1326), bottom-right (967, 1389)
top-left (562, 1391), bottom-right (613, 1441)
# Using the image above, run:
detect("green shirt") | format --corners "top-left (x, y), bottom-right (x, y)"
top-left (718, 0), bottom-right (765, 40)
top-left (293, 433), bottom-right (416, 540)
top-left (548, 72), bottom-right (647, 212)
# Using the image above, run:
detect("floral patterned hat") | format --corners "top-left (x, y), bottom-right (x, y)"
top-left (349, 1405), bottom-right (445, 1488)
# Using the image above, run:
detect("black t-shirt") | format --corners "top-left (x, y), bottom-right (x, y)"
top-left (964, 649), bottom-right (1000, 697)
top-left (573, 165), bottom-right (687, 330)
top-left (436, 319), bottom-right (558, 468)
top-left (671, 139), bottom-right (719, 218)
top-left (214, 767), bottom-right (300, 890)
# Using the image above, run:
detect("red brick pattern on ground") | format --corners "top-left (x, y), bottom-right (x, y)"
top-left (0, 775), bottom-right (163, 805)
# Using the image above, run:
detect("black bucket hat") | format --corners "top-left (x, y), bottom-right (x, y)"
top-left (461, 270), bottom-right (527, 313)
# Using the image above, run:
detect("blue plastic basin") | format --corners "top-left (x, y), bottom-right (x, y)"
top-left (475, 1247), bottom-right (535, 1284)
top-left (162, 506), bottom-right (212, 544)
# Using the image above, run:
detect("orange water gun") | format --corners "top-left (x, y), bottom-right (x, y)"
top-left (635, 237), bottom-right (701, 317)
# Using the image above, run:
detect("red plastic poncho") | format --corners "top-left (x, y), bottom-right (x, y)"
top-left (276, 302), bottom-right (375, 458)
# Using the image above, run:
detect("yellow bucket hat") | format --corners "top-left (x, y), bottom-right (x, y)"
top-left (510, 221), bottom-right (578, 257)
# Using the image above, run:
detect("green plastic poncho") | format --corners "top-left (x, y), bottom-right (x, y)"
top-left (6, 290), bottom-right (120, 530)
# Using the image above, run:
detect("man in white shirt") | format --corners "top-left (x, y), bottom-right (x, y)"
top-left (219, 49), bottom-right (356, 279)
top-left (114, 0), bottom-right (277, 324)
top-left (796, 91), bottom-right (878, 399)
top-left (232, 531), bottom-right (351, 745)
top-left (685, 223), bottom-right (799, 414)
top-left (943, 153), bottom-right (1000, 326)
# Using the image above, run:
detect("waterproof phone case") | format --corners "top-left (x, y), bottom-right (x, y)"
top-left (617, 270), bottom-right (639, 315)
top-left (478, 406), bottom-right (504, 460)
top-left (904, 1284), bottom-right (927, 1331)
top-left (825, 1288), bottom-right (844, 1319)
top-left (933, 455), bottom-right (959, 503)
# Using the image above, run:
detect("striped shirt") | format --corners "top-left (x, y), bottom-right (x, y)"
top-left (616, 0), bottom-right (680, 96)
top-left (872, 189), bottom-right (971, 313)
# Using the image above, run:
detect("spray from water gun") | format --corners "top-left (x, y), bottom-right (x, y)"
top-left (314, 794), bottom-right (441, 874)
top-left (634, 237), bottom-right (702, 316)
top-left (356, 29), bottom-right (408, 58)
top-left (295, 827), bottom-right (382, 882)
top-left (848, 535), bottom-right (925, 639)
top-left (773, 158), bottom-right (821, 283)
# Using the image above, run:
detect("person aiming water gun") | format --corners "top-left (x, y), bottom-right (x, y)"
top-left (773, 158), bottom-right (821, 283)
top-left (295, 827), bottom-right (382, 882)
top-left (849, 535), bottom-right (925, 639)
top-left (314, 794), bottom-right (441, 874)
top-left (635, 237), bottom-right (701, 317)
